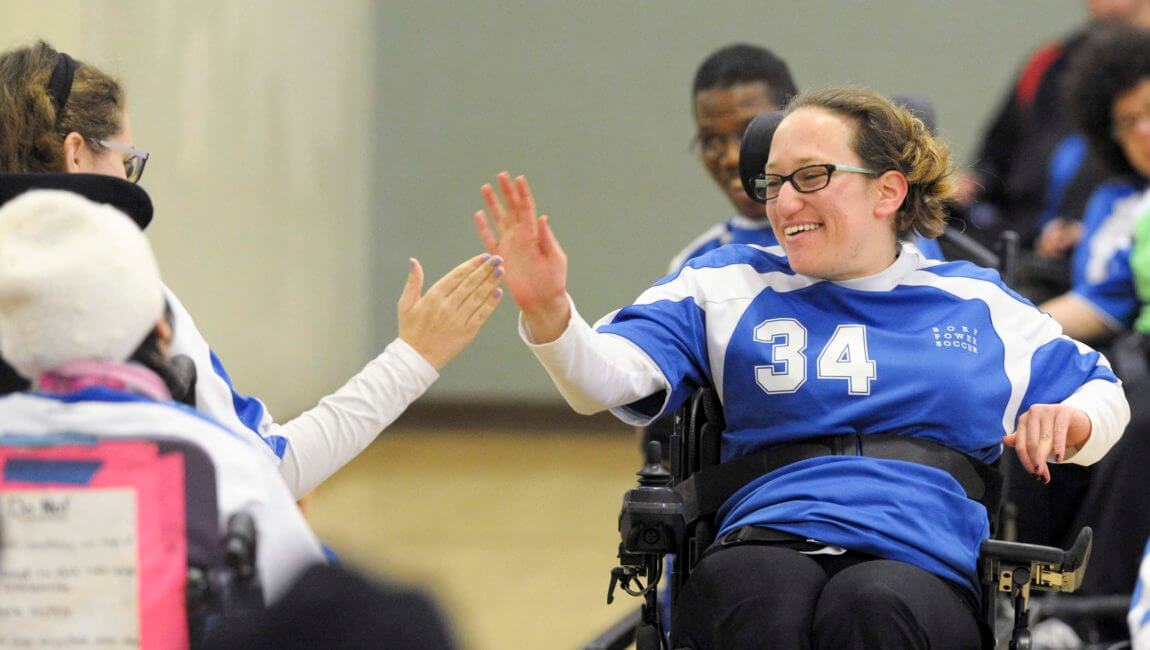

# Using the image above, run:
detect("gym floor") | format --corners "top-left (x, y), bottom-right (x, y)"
top-left (308, 426), bottom-right (642, 649)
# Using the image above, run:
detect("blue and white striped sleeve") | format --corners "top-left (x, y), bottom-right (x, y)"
top-left (907, 264), bottom-right (1128, 465)
top-left (519, 296), bottom-right (669, 425)
top-left (519, 257), bottom-right (721, 427)
top-left (1133, 537), bottom-right (1150, 650)
top-left (1069, 183), bottom-right (1146, 331)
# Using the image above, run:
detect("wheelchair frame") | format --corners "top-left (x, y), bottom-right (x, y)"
top-left (588, 387), bottom-right (1094, 650)
top-left (585, 229), bottom-right (1104, 649)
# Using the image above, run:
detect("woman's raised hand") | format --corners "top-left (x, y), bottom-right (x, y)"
top-left (474, 172), bottom-right (570, 343)
top-left (398, 254), bottom-right (504, 370)
top-left (1003, 403), bottom-right (1092, 484)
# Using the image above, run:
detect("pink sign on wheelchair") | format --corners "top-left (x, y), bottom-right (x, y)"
top-left (0, 439), bottom-right (188, 649)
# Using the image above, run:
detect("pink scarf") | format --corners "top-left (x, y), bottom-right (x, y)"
top-left (38, 359), bottom-right (172, 401)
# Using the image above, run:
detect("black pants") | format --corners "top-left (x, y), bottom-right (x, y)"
top-left (1071, 369), bottom-right (1150, 596)
top-left (670, 542), bottom-right (981, 650)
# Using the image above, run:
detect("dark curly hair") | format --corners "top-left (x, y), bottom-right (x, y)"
top-left (1067, 25), bottom-right (1150, 177)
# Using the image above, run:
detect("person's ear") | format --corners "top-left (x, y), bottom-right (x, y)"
top-left (61, 132), bottom-right (87, 173)
top-left (873, 170), bottom-right (909, 220)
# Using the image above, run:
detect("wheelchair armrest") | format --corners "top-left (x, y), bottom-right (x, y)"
top-left (981, 526), bottom-right (1092, 593)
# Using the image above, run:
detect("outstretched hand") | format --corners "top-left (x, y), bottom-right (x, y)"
top-left (1003, 404), bottom-right (1092, 483)
top-left (398, 254), bottom-right (504, 370)
top-left (474, 172), bottom-right (570, 343)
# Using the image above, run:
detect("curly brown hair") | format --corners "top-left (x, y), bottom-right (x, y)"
top-left (787, 86), bottom-right (956, 240)
top-left (0, 41), bottom-right (124, 174)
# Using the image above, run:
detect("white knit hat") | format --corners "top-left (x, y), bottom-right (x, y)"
top-left (0, 190), bottom-right (164, 380)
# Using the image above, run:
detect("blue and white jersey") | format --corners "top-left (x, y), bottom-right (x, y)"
top-left (668, 215), bottom-right (943, 274)
top-left (597, 243), bottom-right (1118, 591)
top-left (668, 216), bottom-right (779, 274)
top-left (165, 288), bottom-right (282, 460)
top-left (1133, 537), bottom-right (1150, 650)
top-left (1070, 180), bottom-right (1150, 330)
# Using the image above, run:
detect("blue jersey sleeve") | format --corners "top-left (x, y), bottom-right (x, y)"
top-left (597, 293), bottom-right (711, 421)
top-left (1019, 336), bottom-right (1119, 414)
top-left (1070, 181), bottom-right (1146, 329)
top-left (598, 246), bottom-right (785, 420)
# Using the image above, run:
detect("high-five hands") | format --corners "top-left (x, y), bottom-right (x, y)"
top-left (398, 254), bottom-right (504, 370)
top-left (474, 172), bottom-right (571, 343)
top-left (1003, 404), bottom-right (1092, 484)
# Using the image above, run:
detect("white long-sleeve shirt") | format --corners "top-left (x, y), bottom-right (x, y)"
top-left (166, 288), bottom-right (438, 498)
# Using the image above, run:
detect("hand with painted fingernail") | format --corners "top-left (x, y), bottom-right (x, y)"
top-left (1003, 403), bottom-right (1092, 484)
top-left (397, 253), bottom-right (505, 370)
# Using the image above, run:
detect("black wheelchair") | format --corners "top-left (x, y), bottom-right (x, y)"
top-left (587, 387), bottom-right (1094, 650)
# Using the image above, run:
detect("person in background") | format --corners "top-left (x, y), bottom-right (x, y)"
top-left (1033, 26), bottom-right (1150, 623)
top-left (0, 41), bottom-right (504, 499)
top-left (667, 44), bottom-right (796, 272)
top-left (960, 0), bottom-right (1150, 301)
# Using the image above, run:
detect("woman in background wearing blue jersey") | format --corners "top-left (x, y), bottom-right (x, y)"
top-left (475, 87), bottom-right (1129, 649)
top-left (1031, 25), bottom-right (1150, 617)
top-left (0, 42), bottom-right (506, 500)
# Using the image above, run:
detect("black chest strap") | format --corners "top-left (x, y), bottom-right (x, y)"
top-left (673, 433), bottom-right (1002, 526)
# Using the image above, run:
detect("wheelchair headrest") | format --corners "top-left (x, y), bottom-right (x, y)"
top-left (0, 173), bottom-right (153, 229)
top-left (738, 110), bottom-right (785, 204)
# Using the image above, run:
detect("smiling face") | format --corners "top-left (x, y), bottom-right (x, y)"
top-left (765, 107), bottom-right (901, 280)
top-left (694, 82), bottom-right (780, 220)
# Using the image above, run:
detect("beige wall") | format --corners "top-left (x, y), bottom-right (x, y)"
top-left (3, 1), bottom-right (1087, 412)
top-left (2, 1), bottom-right (376, 419)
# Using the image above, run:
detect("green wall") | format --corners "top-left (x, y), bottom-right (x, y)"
top-left (371, 1), bottom-right (1084, 401)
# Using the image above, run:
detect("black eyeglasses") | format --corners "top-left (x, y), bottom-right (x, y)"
top-left (97, 140), bottom-right (149, 184)
top-left (753, 163), bottom-right (876, 201)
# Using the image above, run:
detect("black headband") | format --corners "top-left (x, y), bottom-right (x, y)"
top-left (46, 52), bottom-right (78, 125)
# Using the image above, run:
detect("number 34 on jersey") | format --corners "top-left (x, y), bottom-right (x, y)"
top-left (754, 319), bottom-right (876, 396)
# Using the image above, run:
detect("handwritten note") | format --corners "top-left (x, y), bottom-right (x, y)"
top-left (0, 488), bottom-right (139, 648)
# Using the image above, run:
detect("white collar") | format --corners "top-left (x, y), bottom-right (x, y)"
top-left (795, 242), bottom-right (923, 292)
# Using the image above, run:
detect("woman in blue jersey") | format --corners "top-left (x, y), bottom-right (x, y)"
top-left (1043, 26), bottom-right (1150, 345)
top-left (475, 87), bottom-right (1129, 648)
top-left (0, 41), bottom-right (505, 499)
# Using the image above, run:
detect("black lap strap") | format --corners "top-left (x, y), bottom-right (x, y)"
top-left (674, 433), bottom-right (1002, 526)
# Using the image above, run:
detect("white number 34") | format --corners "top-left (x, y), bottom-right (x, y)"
top-left (753, 319), bottom-right (876, 395)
